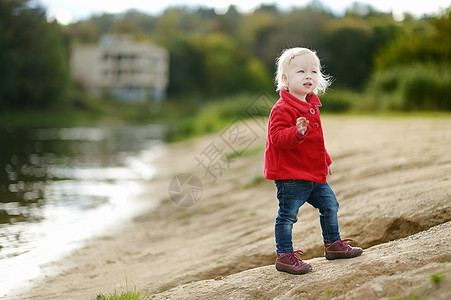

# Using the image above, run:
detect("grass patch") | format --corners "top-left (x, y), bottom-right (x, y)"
top-left (94, 276), bottom-right (150, 300)
top-left (95, 291), bottom-right (147, 300)
top-left (326, 286), bottom-right (333, 299)
top-left (162, 92), bottom-right (274, 142)
top-left (248, 174), bottom-right (264, 186)
top-left (241, 174), bottom-right (265, 189)
top-left (225, 145), bottom-right (264, 162)
top-left (430, 271), bottom-right (446, 285)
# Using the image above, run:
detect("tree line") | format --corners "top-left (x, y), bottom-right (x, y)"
top-left (1, 0), bottom-right (450, 110)
top-left (0, 0), bottom-right (69, 109)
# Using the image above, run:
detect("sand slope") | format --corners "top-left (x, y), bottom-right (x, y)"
top-left (12, 115), bottom-right (451, 300)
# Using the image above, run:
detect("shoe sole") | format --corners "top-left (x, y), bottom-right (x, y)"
top-left (275, 263), bottom-right (312, 275)
top-left (325, 249), bottom-right (363, 260)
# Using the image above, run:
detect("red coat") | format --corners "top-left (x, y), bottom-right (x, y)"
top-left (263, 90), bottom-right (332, 183)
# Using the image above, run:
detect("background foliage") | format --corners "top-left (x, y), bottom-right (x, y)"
top-left (0, 0), bottom-right (450, 114)
top-left (0, 0), bottom-right (69, 109)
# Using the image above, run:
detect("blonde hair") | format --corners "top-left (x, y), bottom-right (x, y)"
top-left (275, 47), bottom-right (332, 94)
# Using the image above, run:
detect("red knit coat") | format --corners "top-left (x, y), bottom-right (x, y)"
top-left (263, 90), bottom-right (332, 183)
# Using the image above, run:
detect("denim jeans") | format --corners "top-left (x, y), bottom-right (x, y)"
top-left (274, 179), bottom-right (341, 253)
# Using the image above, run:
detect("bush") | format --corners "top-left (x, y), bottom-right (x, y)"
top-left (165, 93), bottom-right (274, 141)
top-left (192, 93), bottom-right (270, 134)
top-left (365, 63), bottom-right (451, 111)
top-left (403, 72), bottom-right (451, 110)
top-left (320, 90), bottom-right (356, 112)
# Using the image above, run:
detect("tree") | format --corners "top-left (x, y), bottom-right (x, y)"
top-left (374, 9), bottom-right (451, 70)
top-left (0, 0), bottom-right (69, 109)
top-left (164, 33), bottom-right (272, 99)
top-left (59, 1), bottom-right (449, 106)
top-left (320, 14), bottom-right (400, 89)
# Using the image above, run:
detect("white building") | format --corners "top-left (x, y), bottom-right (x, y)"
top-left (71, 35), bottom-right (169, 103)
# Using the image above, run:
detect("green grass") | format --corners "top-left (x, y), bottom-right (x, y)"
top-left (95, 291), bottom-right (147, 300)
top-left (94, 276), bottom-right (150, 300)
top-left (430, 271), bottom-right (446, 285)
top-left (161, 92), bottom-right (273, 142)
top-left (326, 286), bottom-right (332, 299)
top-left (388, 296), bottom-right (418, 300)
top-left (225, 145), bottom-right (264, 163)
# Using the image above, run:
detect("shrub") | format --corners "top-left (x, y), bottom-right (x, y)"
top-left (365, 63), bottom-right (451, 111)
top-left (320, 89), bottom-right (357, 112)
top-left (192, 93), bottom-right (274, 134)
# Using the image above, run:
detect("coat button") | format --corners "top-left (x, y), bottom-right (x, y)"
top-left (313, 122), bottom-right (319, 129)
top-left (309, 108), bottom-right (316, 114)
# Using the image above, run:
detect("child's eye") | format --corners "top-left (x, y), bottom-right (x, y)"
top-left (298, 70), bottom-right (305, 73)
top-left (312, 70), bottom-right (317, 74)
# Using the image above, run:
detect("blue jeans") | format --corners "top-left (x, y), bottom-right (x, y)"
top-left (274, 180), bottom-right (341, 253)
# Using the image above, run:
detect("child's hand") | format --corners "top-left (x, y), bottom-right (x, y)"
top-left (328, 165), bottom-right (333, 175)
top-left (296, 117), bottom-right (309, 135)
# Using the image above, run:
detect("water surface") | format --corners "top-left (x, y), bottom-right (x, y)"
top-left (0, 124), bottom-right (165, 297)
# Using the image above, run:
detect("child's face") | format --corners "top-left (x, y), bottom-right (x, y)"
top-left (283, 53), bottom-right (319, 101)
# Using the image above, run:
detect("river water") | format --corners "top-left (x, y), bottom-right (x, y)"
top-left (0, 124), bottom-right (166, 297)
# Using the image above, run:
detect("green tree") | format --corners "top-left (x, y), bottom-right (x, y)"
top-left (238, 8), bottom-right (278, 71)
top-left (64, 21), bottom-right (99, 44)
top-left (194, 33), bottom-right (273, 97)
top-left (374, 9), bottom-right (451, 70)
top-left (110, 9), bottom-right (157, 37)
top-left (368, 9), bottom-right (451, 111)
top-left (164, 33), bottom-right (272, 99)
top-left (60, 1), bottom-right (449, 110)
top-left (0, 0), bottom-right (69, 109)
top-left (217, 5), bottom-right (242, 36)
top-left (320, 11), bottom-right (399, 89)
top-left (241, 5), bottom-right (333, 73)
top-left (153, 8), bottom-right (183, 40)
top-left (164, 35), bottom-right (204, 96)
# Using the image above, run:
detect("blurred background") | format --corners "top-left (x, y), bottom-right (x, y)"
top-left (1, 1), bottom-right (450, 125)
top-left (0, 0), bottom-right (450, 295)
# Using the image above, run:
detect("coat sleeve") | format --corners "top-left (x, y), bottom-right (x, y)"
top-left (268, 106), bottom-right (304, 150)
top-left (326, 150), bottom-right (332, 166)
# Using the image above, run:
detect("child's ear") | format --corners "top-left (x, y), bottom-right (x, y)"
top-left (282, 74), bottom-right (288, 85)
top-left (282, 74), bottom-right (289, 89)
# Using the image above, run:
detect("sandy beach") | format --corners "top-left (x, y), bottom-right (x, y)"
top-left (9, 115), bottom-right (451, 300)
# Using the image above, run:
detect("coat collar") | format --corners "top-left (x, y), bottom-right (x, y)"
top-left (280, 90), bottom-right (322, 112)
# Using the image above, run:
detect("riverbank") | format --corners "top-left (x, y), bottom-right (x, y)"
top-left (9, 115), bottom-right (451, 299)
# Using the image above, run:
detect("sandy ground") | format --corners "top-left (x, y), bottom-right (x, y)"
top-left (9, 115), bottom-right (451, 300)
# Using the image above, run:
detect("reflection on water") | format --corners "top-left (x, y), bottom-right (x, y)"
top-left (0, 124), bottom-right (166, 297)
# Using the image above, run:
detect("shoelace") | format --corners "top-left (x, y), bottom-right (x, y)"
top-left (338, 239), bottom-right (355, 249)
top-left (286, 250), bottom-right (305, 265)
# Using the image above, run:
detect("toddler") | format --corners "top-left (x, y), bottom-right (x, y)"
top-left (263, 47), bottom-right (363, 275)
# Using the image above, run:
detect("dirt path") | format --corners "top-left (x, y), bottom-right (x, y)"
top-left (10, 115), bottom-right (451, 300)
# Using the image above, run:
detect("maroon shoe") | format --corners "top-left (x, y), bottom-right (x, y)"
top-left (275, 250), bottom-right (312, 275)
top-left (324, 239), bottom-right (363, 260)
